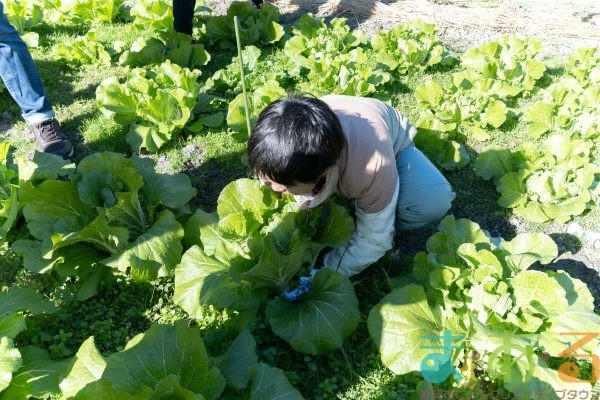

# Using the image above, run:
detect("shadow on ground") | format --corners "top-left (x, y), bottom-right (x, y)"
top-left (277, 0), bottom-right (401, 28)
top-left (183, 149), bottom-right (249, 211)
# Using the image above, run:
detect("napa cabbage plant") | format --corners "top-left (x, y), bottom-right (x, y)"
top-left (0, 288), bottom-right (57, 398)
top-left (564, 47), bottom-right (600, 86)
top-left (415, 71), bottom-right (510, 142)
top-left (460, 36), bottom-right (545, 98)
top-left (413, 36), bottom-right (547, 170)
top-left (204, 45), bottom-right (290, 96)
top-left (3, 0), bottom-right (42, 47)
top-left (12, 152), bottom-right (196, 300)
top-left (412, 37), bottom-right (548, 171)
top-left (370, 20), bottom-right (457, 75)
top-left (203, 1), bottom-right (285, 49)
top-left (55, 324), bottom-right (304, 399)
top-left (174, 178), bottom-right (360, 354)
top-left (52, 30), bottom-right (111, 66)
top-left (283, 14), bottom-right (391, 97)
top-left (368, 216), bottom-right (600, 398)
top-left (96, 60), bottom-right (201, 152)
top-left (522, 48), bottom-right (600, 140)
top-left (119, 33), bottom-right (211, 69)
top-left (474, 134), bottom-right (600, 223)
top-left (1, 322), bottom-right (305, 399)
top-left (130, 0), bottom-right (173, 32)
top-left (58, 0), bottom-right (126, 24)
top-left (283, 14), bottom-right (368, 76)
top-left (1, 141), bottom-right (75, 246)
top-left (3, 0), bottom-right (43, 32)
top-left (0, 141), bottom-right (18, 246)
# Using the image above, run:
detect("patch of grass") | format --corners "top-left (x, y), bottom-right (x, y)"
top-left (17, 276), bottom-right (156, 358)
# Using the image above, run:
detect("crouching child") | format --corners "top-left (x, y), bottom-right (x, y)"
top-left (248, 94), bottom-right (455, 277)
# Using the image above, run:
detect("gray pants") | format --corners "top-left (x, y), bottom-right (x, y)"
top-left (396, 145), bottom-right (455, 229)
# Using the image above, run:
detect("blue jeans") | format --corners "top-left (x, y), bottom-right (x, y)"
top-left (0, 1), bottom-right (54, 125)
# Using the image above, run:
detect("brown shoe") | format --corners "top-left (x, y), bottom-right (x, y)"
top-left (30, 119), bottom-right (73, 158)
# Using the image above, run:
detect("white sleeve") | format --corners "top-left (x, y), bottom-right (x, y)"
top-left (322, 177), bottom-right (399, 277)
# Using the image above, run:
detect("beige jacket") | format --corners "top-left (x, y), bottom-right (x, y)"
top-left (320, 95), bottom-right (417, 276)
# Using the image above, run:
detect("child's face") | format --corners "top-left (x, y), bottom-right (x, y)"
top-left (259, 166), bottom-right (338, 209)
top-left (259, 176), bottom-right (316, 196)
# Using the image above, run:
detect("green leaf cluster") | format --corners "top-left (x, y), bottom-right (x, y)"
top-left (1, 142), bottom-right (75, 246)
top-left (0, 287), bottom-right (56, 396)
top-left (283, 14), bottom-right (390, 96)
top-left (415, 71), bottom-right (511, 141)
top-left (12, 152), bottom-right (196, 300)
top-left (226, 80), bottom-right (286, 140)
top-left (370, 20), bottom-right (457, 75)
top-left (52, 30), bottom-right (111, 66)
top-left (369, 216), bottom-right (600, 397)
top-left (58, 0), bottom-right (126, 24)
top-left (200, 47), bottom-right (291, 136)
top-left (205, 46), bottom-right (263, 93)
top-left (0, 141), bottom-right (18, 246)
top-left (284, 14), bottom-right (368, 76)
top-left (1, 322), bottom-right (304, 399)
top-left (413, 37), bottom-right (546, 170)
top-left (203, 1), bottom-right (284, 50)
top-left (119, 33), bottom-right (211, 70)
top-left (96, 60), bottom-right (201, 152)
top-left (130, 0), bottom-right (173, 32)
top-left (3, 0), bottom-right (43, 47)
top-left (413, 130), bottom-right (470, 171)
top-left (183, 93), bottom-right (227, 133)
top-left (474, 134), bottom-right (600, 222)
top-left (4, 0), bottom-right (43, 33)
top-left (204, 45), bottom-right (289, 95)
top-left (460, 36), bottom-right (545, 98)
top-left (298, 46), bottom-right (392, 97)
top-left (564, 47), bottom-right (600, 85)
top-left (523, 48), bottom-right (600, 140)
top-left (174, 178), bottom-right (359, 354)
top-left (413, 79), bottom-right (476, 170)
top-left (71, 325), bottom-right (303, 399)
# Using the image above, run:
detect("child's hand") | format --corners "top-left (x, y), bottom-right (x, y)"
top-left (282, 268), bottom-right (319, 302)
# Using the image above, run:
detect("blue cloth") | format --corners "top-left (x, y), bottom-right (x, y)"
top-left (0, 1), bottom-right (54, 125)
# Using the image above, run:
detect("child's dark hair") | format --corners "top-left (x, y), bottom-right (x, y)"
top-left (247, 95), bottom-right (345, 185)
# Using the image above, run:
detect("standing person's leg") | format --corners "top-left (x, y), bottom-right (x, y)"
top-left (0, 3), bottom-right (53, 124)
top-left (173, 0), bottom-right (196, 36)
top-left (0, 3), bottom-right (72, 157)
top-left (395, 145), bottom-right (455, 229)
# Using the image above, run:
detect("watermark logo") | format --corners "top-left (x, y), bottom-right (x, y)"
top-left (486, 332), bottom-right (535, 384)
top-left (419, 330), bottom-right (600, 385)
top-left (558, 332), bottom-right (600, 383)
top-left (419, 330), bottom-right (464, 384)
